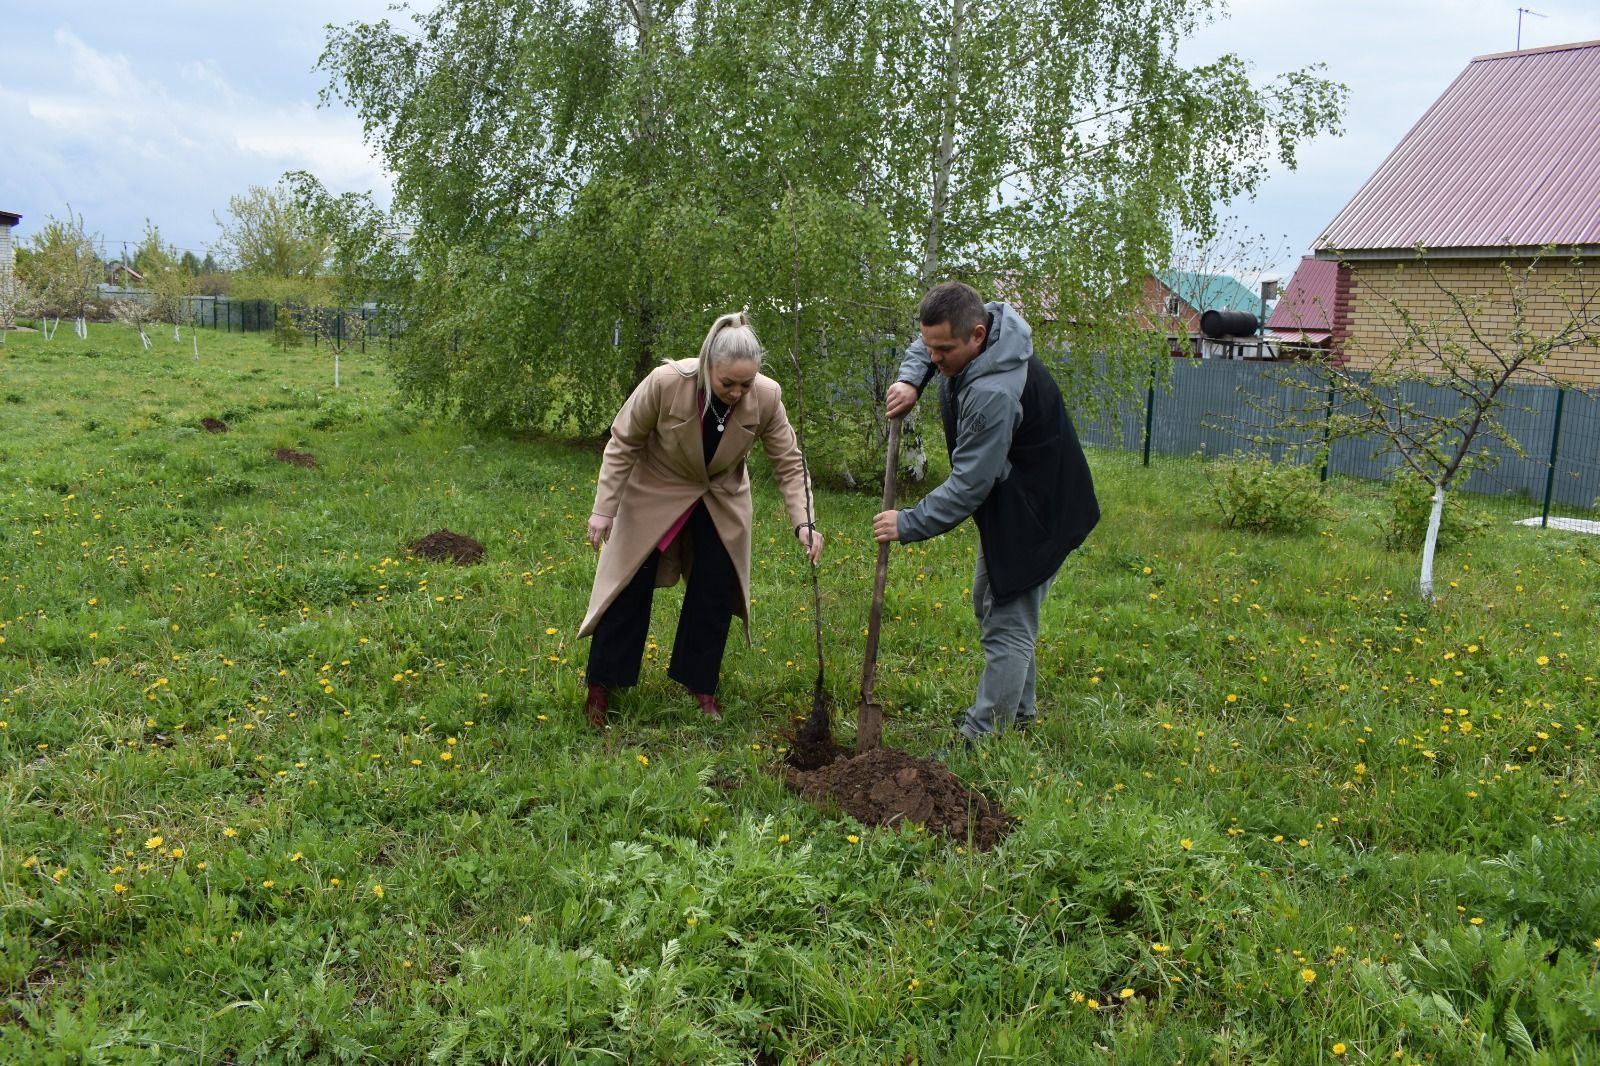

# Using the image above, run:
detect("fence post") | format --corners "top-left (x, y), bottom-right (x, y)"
top-left (1540, 387), bottom-right (1567, 528)
top-left (1321, 382), bottom-right (1336, 482)
top-left (1141, 361), bottom-right (1156, 467)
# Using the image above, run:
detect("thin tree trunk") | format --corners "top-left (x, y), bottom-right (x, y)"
top-left (920, 0), bottom-right (965, 287)
top-left (1419, 482), bottom-right (1445, 602)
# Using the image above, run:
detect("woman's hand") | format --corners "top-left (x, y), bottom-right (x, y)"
top-left (797, 525), bottom-right (824, 565)
top-left (587, 513), bottom-right (612, 551)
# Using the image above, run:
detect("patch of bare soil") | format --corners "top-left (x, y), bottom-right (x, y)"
top-left (407, 528), bottom-right (485, 565)
top-left (785, 746), bottom-right (1016, 851)
top-left (201, 418), bottom-right (228, 433)
top-left (273, 447), bottom-right (318, 468)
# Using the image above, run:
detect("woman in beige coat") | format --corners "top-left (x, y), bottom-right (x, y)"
top-left (578, 312), bottom-right (823, 730)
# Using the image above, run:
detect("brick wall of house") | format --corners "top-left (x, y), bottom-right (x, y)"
top-left (1337, 257), bottom-right (1600, 387)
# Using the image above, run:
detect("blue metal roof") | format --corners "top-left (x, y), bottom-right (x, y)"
top-left (1157, 270), bottom-right (1262, 315)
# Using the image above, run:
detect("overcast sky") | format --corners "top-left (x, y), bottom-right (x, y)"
top-left (5, 1), bottom-right (1600, 280)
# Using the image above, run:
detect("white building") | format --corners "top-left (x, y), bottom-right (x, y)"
top-left (0, 210), bottom-right (19, 330)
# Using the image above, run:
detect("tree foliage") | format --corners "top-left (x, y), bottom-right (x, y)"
top-left (211, 183), bottom-right (329, 280)
top-left (133, 222), bottom-right (195, 337)
top-left (317, 0), bottom-right (1345, 472)
top-left (25, 209), bottom-right (102, 335)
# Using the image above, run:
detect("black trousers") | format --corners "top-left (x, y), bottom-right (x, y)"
top-left (585, 504), bottom-right (737, 694)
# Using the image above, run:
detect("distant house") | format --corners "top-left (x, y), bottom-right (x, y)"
top-left (1143, 270), bottom-right (1274, 359)
top-left (0, 210), bottom-right (19, 330)
top-left (1266, 256), bottom-right (1338, 357)
top-left (106, 263), bottom-right (144, 287)
top-left (1314, 39), bottom-right (1600, 387)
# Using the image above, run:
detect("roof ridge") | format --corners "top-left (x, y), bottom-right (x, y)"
top-left (1472, 38), bottom-right (1600, 62)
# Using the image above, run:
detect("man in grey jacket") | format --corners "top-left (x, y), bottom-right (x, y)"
top-left (874, 282), bottom-right (1099, 741)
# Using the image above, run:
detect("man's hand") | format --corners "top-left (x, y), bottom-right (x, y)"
top-left (872, 510), bottom-right (900, 543)
top-left (586, 513), bottom-right (612, 551)
top-left (885, 382), bottom-right (919, 420)
top-left (797, 526), bottom-right (824, 565)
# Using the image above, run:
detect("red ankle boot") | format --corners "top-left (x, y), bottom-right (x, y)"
top-left (692, 691), bottom-right (722, 721)
top-left (583, 684), bottom-right (609, 731)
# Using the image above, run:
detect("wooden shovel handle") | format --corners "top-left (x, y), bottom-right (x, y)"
top-left (860, 416), bottom-right (903, 705)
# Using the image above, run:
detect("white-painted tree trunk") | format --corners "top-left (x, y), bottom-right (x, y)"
top-left (139, 329), bottom-right (151, 350)
top-left (173, 324), bottom-right (181, 342)
top-left (193, 334), bottom-right (199, 361)
top-left (1418, 482), bottom-right (1446, 602)
top-left (334, 352), bottom-right (340, 388)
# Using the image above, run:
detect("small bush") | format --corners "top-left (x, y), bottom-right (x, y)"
top-left (1380, 472), bottom-right (1490, 552)
top-left (273, 307), bottom-right (304, 351)
top-left (1211, 455), bottom-right (1328, 533)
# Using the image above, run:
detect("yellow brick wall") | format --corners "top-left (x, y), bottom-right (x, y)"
top-left (1337, 258), bottom-right (1600, 388)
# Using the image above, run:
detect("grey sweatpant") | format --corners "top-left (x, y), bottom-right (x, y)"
top-left (960, 548), bottom-right (1055, 739)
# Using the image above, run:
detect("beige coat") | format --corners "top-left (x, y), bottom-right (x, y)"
top-left (578, 359), bottom-right (814, 639)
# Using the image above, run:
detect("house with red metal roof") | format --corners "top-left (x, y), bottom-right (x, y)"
top-left (1266, 256), bottom-right (1337, 356)
top-left (1312, 39), bottom-right (1600, 386)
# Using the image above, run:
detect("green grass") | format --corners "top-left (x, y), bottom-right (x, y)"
top-left (2, 324), bottom-right (1599, 1064)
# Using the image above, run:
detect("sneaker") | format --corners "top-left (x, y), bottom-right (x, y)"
top-left (691, 691), bottom-right (722, 721)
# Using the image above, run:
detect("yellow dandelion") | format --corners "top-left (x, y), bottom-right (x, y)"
top-left (144, 835), bottom-right (163, 850)
top-left (1300, 968), bottom-right (1317, 983)
top-left (372, 884), bottom-right (384, 899)
top-left (112, 883), bottom-right (127, 895)
top-left (636, 754), bottom-right (650, 767)
top-left (1151, 942), bottom-right (1169, 953)
top-left (1180, 838), bottom-right (1194, 851)
top-left (777, 834), bottom-right (790, 844)
top-left (847, 834), bottom-right (860, 844)
top-left (1119, 988), bottom-right (1135, 1000)
top-left (261, 880), bottom-right (274, 889)
top-left (545, 627), bottom-right (558, 635)
top-left (439, 751), bottom-right (452, 761)
top-left (1333, 1043), bottom-right (1346, 1056)
top-left (170, 848), bottom-right (184, 859)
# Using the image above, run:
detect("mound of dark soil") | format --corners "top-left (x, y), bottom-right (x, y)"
top-left (785, 746), bottom-right (1016, 851)
top-left (201, 418), bottom-right (228, 433)
top-left (274, 447), bottom-right (318, 468)
top-left (407, 528), bottom-right (485, 565)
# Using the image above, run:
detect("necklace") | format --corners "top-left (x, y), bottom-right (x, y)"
top-left (710, 397), bottom-right (730, 433)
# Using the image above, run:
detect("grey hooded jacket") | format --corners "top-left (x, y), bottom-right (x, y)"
top-left (893, 301), bottom-right (1099, 599)
top-left (894, 301), bottom-right (1034, 542)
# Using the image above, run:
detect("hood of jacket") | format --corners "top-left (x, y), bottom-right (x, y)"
top-left (955, 301), bottom-right (1032, 389)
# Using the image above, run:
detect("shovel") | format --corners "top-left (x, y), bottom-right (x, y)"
top-left (858, 415), bottom-right (903, 752)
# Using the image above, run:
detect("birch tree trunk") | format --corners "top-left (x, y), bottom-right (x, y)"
top-left (920, 0), bottom-right (965, 288)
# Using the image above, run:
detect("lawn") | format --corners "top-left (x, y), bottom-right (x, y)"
top-left (2, 324), bottom-right (1598, 1063)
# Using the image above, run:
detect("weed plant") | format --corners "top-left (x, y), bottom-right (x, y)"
top-left (2, 326), bottom-right (1599, 1062)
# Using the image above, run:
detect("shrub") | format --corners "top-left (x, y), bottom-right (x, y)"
top-left (1210, 454), bottom-right (1328, 533)
top-left (273, 307), bottom-right (303, 351)
top-left (1380, 471), bottom-right (1490, 552)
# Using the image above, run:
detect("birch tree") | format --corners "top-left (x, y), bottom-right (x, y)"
top-left (317, 0), bottom-right (1344, 445)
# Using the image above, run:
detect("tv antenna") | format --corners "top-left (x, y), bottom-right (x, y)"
top-left (1516, 7), bottom-right (1546, 50)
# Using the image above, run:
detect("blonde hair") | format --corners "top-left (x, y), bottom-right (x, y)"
top-left (674, 311), bottom-right (764, 412)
